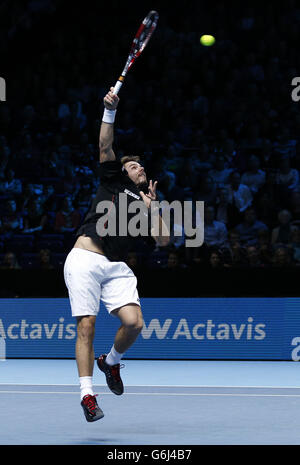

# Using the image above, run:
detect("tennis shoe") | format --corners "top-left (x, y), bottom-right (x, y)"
top-left (97, 354), bottom-right (124, 395)
top-left (81, 394), bottom-right (104, 422)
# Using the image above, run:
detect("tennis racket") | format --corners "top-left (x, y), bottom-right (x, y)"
top-left (113, 10), bottom-right (159, 95)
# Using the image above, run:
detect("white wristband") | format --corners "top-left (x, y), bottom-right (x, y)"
top-left (102, 108), bottom-right (116, 124)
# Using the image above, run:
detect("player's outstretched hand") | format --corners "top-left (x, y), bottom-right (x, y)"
top-left (139, 180), bottom-right (158, 209)
top-left (104, 87), bottom-right (119, 110)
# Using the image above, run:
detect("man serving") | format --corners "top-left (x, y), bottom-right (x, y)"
top-left (64, 87), bottom-right (169, 422)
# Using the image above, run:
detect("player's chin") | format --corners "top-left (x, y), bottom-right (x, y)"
top-left (137, 180), bottom-right (148, 193)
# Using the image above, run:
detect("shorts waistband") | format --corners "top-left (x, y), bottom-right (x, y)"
top-left (71, 247), bottom-right (109, 261)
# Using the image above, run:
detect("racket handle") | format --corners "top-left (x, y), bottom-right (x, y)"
top-left (113, 79), bottom-right (124, 95)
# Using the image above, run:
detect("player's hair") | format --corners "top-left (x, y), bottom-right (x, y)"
top-left (120, 155), bottom-right (141, 166)
top-left (120, 155), bottom-right (141, 175)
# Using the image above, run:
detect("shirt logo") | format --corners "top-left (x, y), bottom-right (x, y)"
top-left (124, 188), bottom-right (140, 200)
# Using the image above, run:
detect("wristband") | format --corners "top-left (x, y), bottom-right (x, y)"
top-left (102, 108), bottom-right (116, 124)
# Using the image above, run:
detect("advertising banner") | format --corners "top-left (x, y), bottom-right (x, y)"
top-left (0, 298), bottom-right (299, 360)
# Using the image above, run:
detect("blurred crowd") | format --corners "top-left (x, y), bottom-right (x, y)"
top-left (1, 0), bottom-right (300, 271)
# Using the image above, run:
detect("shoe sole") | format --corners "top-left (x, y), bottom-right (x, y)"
top-left (82, 409), bottom-right (105, 422)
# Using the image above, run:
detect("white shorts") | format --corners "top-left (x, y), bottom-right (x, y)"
top-left (64, 248), bottom-right (140, 317)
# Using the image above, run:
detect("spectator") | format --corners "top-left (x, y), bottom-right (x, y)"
top-left (0, 200), bottom-right (23, 234)
top-left (271, 209), bottom-right (298, 245)
top-left (272, 246), bottom-right (293, 267)
top-left (40, 184), bottom-right (57, 211)
top-left (288, 190), bottom-right (300, 223)
top-left (276, 155), bottom-right (299, 191)
top-left (165, 250), bottom-right (182, 270)
top-left (226, 171), bottom-right (253, 213)
top-left (254, 190), bottom-right (278, 229)
top-left (215, 186), bottom-right (242, 227)
top-left (196, 175), bottom-right (217, 204)
top-left (257, 229), bottom-right (273, 265)
top-left (55, 195), bottom-right (81, 233)
top-left (42, 151), bottom-right (65, 177)
top-left (209, 249), bottom-right (224, 269)
top-left (0, 168), bottom-right (22, 197)
top-left (208, 155), bottom-right (233, 188)
top-left (156, 171), bottom-right (184, 203)
top-left (203, 205), bottom-right (228, 248)
top-left (228, 243), bottom-right (247, 267)
top-left (289, 227), bottom-right (300, 264)
top-left (179, 155), bottom-right (201, 195)
top-left (227, 229), bottom-right (242, 248)
top-left (23, 199), bottom-right (47, 234)
top-left (0, 251), bottom-right (22, 270)
top-left (19, 105), bottom-right (37, 133)
top-left (196, 143), bottom-right (215, 172)
top-left (61, 164), bottom-right (81, 197)
top-left (37, 248), bottom-right (54, 270)
top-left (235, 207), bottom-right (268, 246)
top-left (0, 145), bottom-right (10, 180)
top-left (246, 245), bottom-right (264, 268)
top-left (223, 229), bottom-right (247, 267)
top-left (20, 183), bottom-right (36, 211)
top-left (241, 155), bottom-right (266, 195)
top-left (74, 181), bottom-right (94, 214)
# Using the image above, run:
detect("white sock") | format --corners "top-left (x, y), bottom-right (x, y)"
top-left (79, 376), bottom-right (94, 400)
top-left (105, 345), bottom-right (124, 366)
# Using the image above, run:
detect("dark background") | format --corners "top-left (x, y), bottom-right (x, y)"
top-left (0, 0), bottom-right (300, 296)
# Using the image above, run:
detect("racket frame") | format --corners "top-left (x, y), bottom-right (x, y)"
top-left (113, 10), bottom-right (159, 95)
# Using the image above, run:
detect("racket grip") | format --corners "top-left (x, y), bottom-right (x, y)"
top-left (113, 80), bottom-right (123, 95)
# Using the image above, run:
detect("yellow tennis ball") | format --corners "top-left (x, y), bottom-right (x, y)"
top-left (200, 35), bottom-right (215, 46)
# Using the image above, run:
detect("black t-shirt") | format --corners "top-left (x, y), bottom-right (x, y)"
top-left (76, 160), bottom-right (155, 261)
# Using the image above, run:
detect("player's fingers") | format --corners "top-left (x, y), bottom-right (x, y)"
top-left (108, 93), bottom-right (119, 105)
top-left (105, 95), bottom-right (115, 105)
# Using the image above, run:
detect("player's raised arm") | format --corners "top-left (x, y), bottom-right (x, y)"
top-left (99, 87), bottom-right (119, 163)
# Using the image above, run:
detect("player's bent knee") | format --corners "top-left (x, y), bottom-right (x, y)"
top-left (130, 316), bottom-right (144, 333)
top-left (123, 313), bottom-right (144, 332)
top-left (126, 320), bottom-right (143, 334)
top-left (114, 304), bottom-right (144, 332)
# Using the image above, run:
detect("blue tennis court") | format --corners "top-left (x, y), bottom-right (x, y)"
top-left (1, 359), bottom-right (300, 445)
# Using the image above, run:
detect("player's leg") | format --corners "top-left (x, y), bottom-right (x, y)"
top-left (76, 315), bottom-right (96, 388)
top-left (76, 314), bottom-right (104, 422)
top-left (64, 248), bottom-right (104, 421)
top-left (97, 260), bottom-right (142, 394)
top-left (97, 304), bottom-right (143, 395)
top-left (110, 303), bottom-right (144, 355)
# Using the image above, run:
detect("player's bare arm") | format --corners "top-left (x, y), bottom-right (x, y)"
top-left (99, 87), bottom-right (119, 164)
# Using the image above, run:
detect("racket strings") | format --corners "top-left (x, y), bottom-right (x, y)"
top-left (134, 12), bottom-right (158, 53)
top-left (116, 10), bottom-right (159, 88)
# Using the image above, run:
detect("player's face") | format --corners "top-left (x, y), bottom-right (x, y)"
top-left (124, 161), bottom-right (147, 186)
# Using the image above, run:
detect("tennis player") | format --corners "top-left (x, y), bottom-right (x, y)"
top-left (64, 87), bottom-right (169, 422)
